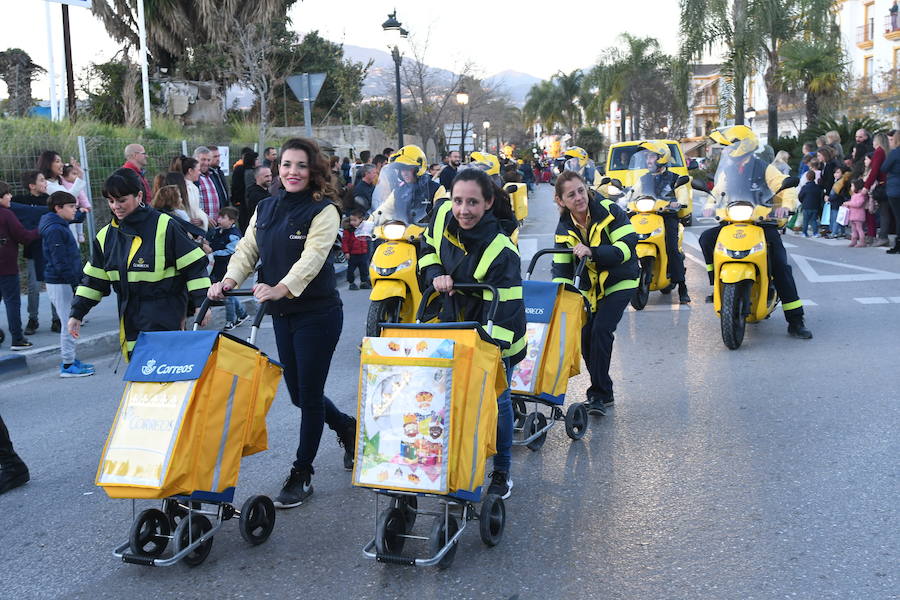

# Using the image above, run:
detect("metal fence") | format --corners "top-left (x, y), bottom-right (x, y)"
top-left (0, 135), bottom-right (252, 241)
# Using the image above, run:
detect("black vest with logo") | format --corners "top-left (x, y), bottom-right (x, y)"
top-left (254, 190), bottom-right (341, 317)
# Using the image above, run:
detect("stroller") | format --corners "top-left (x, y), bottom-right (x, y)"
top-left (510, 249), bottom-right (590, 450)
top-left (355, 283), bottom-right (508, 569)
top-left (98, 292), bottom-right (282, 567)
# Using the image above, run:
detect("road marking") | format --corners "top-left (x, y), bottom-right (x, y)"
top-left (683, 231), bottom-right (700, 250)
top-left (684, 252), bottom-right (706, 266)
top-left (782, 241), bottom-right (797, 248)
top-left (890, 297), bottom-right (900, 303)
top-left (854, 297), bottom-right (892, 304)
top-left (628, 304), bottom-right (691, 312)
top-left (791, 254), bottom-right (900, 283)
top-left (799, 299), bottom-right (818, 306)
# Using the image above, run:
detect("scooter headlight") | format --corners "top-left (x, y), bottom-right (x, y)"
top-left (635, 198), bottom-right (657, 213)
top-left (726, 203), bottom-right (754, 222)
top-left (374, 258), bottom-right (413, 276)
top-left (382, 221), bottom-right (408, 241)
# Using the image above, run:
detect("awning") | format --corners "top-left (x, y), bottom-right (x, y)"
top-left (682, 139), bottom-right (707, 156)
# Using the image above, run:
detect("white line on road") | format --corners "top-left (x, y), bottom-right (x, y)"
top-left (628, 304), bottom-right (691, 312)
top-left (854, 297), bottom-right (892, 304)
top-left (683, 230), bottom-right (700, 251)
top-left (791, 254), bottom-right (900, 283)
top-left (799, 299), bottom-right (818, 306)
top-left (685, 252), bottom-right (706, 266)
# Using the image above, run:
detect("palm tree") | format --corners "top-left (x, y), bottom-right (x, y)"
top-left (0, 49), bottom-right (44, 117)
top-left (91, 0), bottom-right (296, 72)
top-left (778, 40), bottom-right (848, 129)
top-left (524, 74), bottom-right (583, 138)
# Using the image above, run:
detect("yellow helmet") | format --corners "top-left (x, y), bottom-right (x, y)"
top-left (564, 146), bottom-right (589, 168)
top-left (389, 145), bottom-right (427, 176)
top-left (638, 141), bottom-right (672, 165)
top-left (709, 125), bottom-right (758, 158)
top-left (468, 151), bottom-right (500, 176)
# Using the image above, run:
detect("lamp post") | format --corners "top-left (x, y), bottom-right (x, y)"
top-left (482, 120), bottom-right (490, 152)
top-left (456, 86), bottom-right (469, 159)
top-left (382, 12), bottom-right (409, 147)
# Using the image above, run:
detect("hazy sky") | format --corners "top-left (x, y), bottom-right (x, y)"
top-left (5, 0), bottom-right (683, 100)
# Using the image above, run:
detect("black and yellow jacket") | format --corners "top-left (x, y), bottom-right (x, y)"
top-left (71, 205), bottom-right (211, 359)
top-left (420, 199), bottom-right (526, 365)
top-left (551, 194), bottom-right (639, 310)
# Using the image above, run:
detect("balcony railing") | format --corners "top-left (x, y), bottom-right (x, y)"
top-left (885, 13), bottom-right (900, 36)
top-left (857, 19), bottom-right (875, 44)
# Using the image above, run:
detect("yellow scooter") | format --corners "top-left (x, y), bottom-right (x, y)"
top-left (711, 178), bottom-right (800, 349)
top-left (627, 195), bottom-right (685, 310)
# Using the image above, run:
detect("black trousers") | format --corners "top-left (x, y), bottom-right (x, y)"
top-left (663, 213), bottom-right (686, 284)
top-left (0, 414), bottom-right (25, 469)
top-left (581, 289), bottom-right (632, 402)
top-left (346, 254), bottom-right (370, 284)
top-left (699, 224), bottom-right (803, 321)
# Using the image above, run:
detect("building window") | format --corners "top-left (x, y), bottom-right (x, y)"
top-left (863, 55), bottom-right (874, 91)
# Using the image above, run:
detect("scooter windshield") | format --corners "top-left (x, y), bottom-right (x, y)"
top-left (369, 162), bottom-right (431, 226)
top-left (629, 150), bottom-right (676, 200)
top-left (712, 148), bottom-right (776, 211)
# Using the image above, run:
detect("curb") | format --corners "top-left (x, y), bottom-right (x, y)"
top-left (0, 297), bottom-right (261, 376)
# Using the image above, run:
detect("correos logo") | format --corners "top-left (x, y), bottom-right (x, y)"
top-left (525, 307), bottom-right (545, 315)
top-left (141, 358), bottom-right (194, 376)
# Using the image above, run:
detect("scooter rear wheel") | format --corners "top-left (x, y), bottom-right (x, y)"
top-left (721, 281), bottom-right (748, 350)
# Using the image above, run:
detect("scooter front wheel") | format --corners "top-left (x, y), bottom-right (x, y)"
top-left (366, 298), bottom-right (402, 337)
top-left (720, 281), bottom-right (748, 350)
top-left (631, 257), bottom-right (654, 310)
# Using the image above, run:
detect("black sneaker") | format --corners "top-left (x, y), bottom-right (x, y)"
top-left (336, 417), bottom-right (357, 471)
top-left (273, 467), bottom-right (313, 509)
top-left (787, 319), bottom-right (813, 339)
top-left (0, 463), bottom-right (30, 495)
top-left (705, 294), bottom-right (714, 304)
top-left (487, 471), bottom-right (512, 499)
top-left (50, 318), bottom-right (61, 333)
top-left (359, 281), bottom-right (372, 290)
top-left (678, 283), bottom-right (691, 304)
top-left (348, 283), bottom-right (359, 290)
top-left (10, 338), bottom-right (33, 351)
top-left (234, 314), bottom-right (250, 327)
top-left (23, 319), bottom-right (38, 336)
top-left (586, 396), bottom-right (607, 416)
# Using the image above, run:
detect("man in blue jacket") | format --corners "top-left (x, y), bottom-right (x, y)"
top-left (39, 191), bottom-right (94, 377)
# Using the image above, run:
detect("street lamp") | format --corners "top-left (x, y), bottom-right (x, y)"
top-left (745, 106), bottom-right (756, 127)
top-left (482, 120), bottom-right (490, 152)
top-left (382, 11), bottom-right (409, 147)
top-left (456, 86), bottom-right (469, 158)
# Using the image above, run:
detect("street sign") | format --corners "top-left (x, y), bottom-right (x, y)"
top-left (444, 124), bottom-right (475, 153)
top-left (46, 0), bottom-right (92, 7)
top-left (286, 73), bottom-right (326, 102)
top-left (286, 73), bottom-right (326, 137)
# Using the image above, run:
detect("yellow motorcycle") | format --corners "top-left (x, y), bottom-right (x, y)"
top-left (627, 194), bottom-right (686, 310)
top-left (710, 166), bottom-right (799, 349)
top-left (363, 148), bottom-right (435, 337)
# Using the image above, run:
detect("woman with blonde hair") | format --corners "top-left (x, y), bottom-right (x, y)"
top-left (825, 130), bottom-right (844, 162)
top-left (771, 150), bottom-right (791, 176)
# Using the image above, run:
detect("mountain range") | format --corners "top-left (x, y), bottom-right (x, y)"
top-left (341, 44), bottom-right (542, 106)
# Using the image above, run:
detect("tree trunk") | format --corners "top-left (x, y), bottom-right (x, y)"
top-left (733, 71), bottom-right (745, 126)
top-left (765, 61), bottom-right (779, 143)
top-left (620, 102), bottom-right (627, 142)
top-left (805, 89), bottom-right (818, 130)
top-left (258, 86), bottom-right (269, 154)
top-left (733, 0), bottom-right (746, 125)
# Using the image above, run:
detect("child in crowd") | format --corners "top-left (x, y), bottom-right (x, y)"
top-left (845, 178), bottom-right (869, 247)
top-left (0, 181), bottom-right (39, 350)
top-left (341, 209), bottom-right (371, 290)
top-left (39, 191), bottom-right (94, 377)
top-left (798, 170), bottom-right (823, 238)
top-left (827, 166), bottom-right (851, 238)
top-left (10, 171), bottom-right (59, 335)
top-left (206, 206), bottom-right (248, 330)
top-left (61, 163), bottom-right (92, 243)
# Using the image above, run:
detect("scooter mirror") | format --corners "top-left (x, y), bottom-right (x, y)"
top-left (675, 175), bottom-right (691, 188)
top-left (778, 176), bottom-right (800, 191)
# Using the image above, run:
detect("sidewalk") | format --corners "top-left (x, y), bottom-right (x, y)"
top-left (1, 262), bottom-right (348, 376)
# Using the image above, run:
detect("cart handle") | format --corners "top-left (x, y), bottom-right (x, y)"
top-left (525, 248), bottom-right (587, 288)
top-left (194, 290), bottom-right (268, 345)
top-left (415, 282), bottom-right (500, 335)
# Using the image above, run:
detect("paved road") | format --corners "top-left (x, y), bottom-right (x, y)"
top-left (1, 183), bottom-right (897, 599)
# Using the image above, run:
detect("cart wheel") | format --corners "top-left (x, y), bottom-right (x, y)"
top-left (239, 495), bottom-right (276, 545)
top-left (162, 498), bottom-right (189, 529)
top-left (391, 495), bottom-right (418, 530)
top-left (128, 508), bottom-right (171, 557)
top-left (428, 514), bottom-right (459, 570)
top-left (173, 514), bottom-right (214, 567)
top-left (564, 403), bottom-right (589, 441)
top-left (478, 494), bottom-right (505, 547)
top-left (375, 507), bottom-right (408, 556)
top-left (512, 398), bottom-right (528, 428)
top-left (523, 412), bottom-right (548, 451)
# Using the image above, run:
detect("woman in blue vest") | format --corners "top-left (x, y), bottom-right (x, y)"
top-left (208, 138), bottom-right (356, 509)
top-left (418, 168), bottom-right (526, 499)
